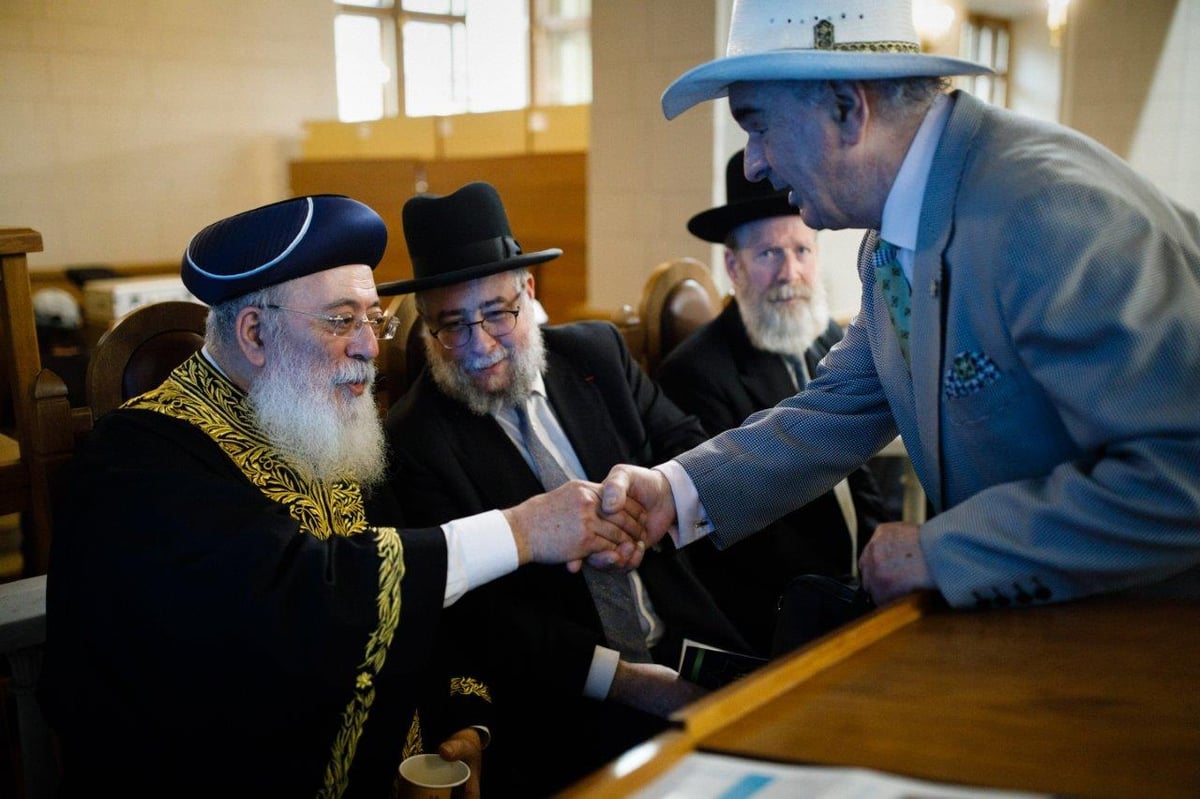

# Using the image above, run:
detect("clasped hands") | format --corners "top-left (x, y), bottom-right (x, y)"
top-left (509, 462), bottom-right (936, 604)
top-left (502, 464), bottom-right (674, 572)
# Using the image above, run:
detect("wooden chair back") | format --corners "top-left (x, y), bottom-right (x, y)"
top-left (1, 227), bottom-right (92, 799)
top-left (375, 294), bottom-right (426, 412)
top-left (637, 257), bottom-right (722, 376)
top-left (85, 300), bottom-right (208, 418)
top-left (1, 228), bottom-right (93, 576)
top-left (610, 303), bottom-right (647, 371)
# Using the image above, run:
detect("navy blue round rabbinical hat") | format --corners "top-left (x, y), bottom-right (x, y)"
top-left (687, 150), bottom-right (799, 243)
top-left (182, 194), bottom-right (388, 305)
top-left (377, 181), bottom-right (561, 295)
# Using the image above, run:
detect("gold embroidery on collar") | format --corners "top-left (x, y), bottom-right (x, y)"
top-left (126, 353), bottom-right (366, 540)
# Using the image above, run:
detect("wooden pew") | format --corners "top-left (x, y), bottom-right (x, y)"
top-left (1, 228), bottom-right (93, 577)
top-left (1, 226), bottom-right (93, 799)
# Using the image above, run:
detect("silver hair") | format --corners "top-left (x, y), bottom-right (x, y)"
top-left (784, 76), bottom-right (949, 120)
top-left (205, 286), bottom-right (285, 358)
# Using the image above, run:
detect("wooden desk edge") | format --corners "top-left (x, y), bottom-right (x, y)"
top-left (677, 591), bottom-right (940, 739)
top-left (555, 728), bottom-right (695, 798)
top-left (556, 592), bottom-right (941, 797)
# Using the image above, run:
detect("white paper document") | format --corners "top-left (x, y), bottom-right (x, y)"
top-left (631, 752), bottom-right (1049, 799)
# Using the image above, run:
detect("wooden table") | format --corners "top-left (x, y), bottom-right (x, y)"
top-left (561, 592), bottom-right (1200, 798)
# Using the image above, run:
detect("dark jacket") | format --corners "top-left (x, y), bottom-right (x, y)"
top-left (656, 299), bottom-right (887, 653)
top-left (384, 320), bottom-right (747, 796)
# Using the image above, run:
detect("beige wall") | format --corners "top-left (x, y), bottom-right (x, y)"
top-left (587, 0), bottom-right (723, 314)
top-left (1064, 0), bottom-right (1199, 212)
top-left (2, 0), bottom-right (1195, 310)
top-left (0, 1), bottom-right (336, 271)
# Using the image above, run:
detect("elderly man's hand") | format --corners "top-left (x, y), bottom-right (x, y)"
top-left (504, 480), bottom-right (646, 571)
top-left (858, 521), bottom-right (935, 604)
top-left (599, 464), bottom-right (677, 549)
top-left (434, 728), bottom-right (485, 799)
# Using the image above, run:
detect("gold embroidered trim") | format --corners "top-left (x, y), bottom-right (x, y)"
top-left (402, 711), bottom-right (423, 760)
top-left (319, 526), bottom-right (403, 797)
top-left (450, 676), bottom-right (493, 704)
top-left (128, 354), bottom-right (404, 798)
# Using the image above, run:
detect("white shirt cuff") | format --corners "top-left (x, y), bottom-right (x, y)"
top-left (655, 459), bottom-right (714, 547)
top-left (441, 509), bottom-right (519, 607)
top-left (583, 645), bottom-right (621, 700)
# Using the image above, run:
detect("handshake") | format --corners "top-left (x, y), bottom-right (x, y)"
top-left (501, 464), bottom-right (675, 571)
top-left (501, 462), bottom-right (929, 605)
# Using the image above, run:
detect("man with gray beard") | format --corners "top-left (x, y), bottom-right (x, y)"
top-left (380, 181), bottom-right (749, 796)
top-left (656, 150), bottom-right (887, 654)
top-left (40, 194), bottom-right (645, 799)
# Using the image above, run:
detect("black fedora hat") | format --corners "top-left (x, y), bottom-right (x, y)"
top-left (377, 181), bottom-right (561, 295)
top-left (686, 150), bottom-right (798, 244)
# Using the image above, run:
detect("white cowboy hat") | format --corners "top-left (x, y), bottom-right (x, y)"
top-left (662, 0), bottom-right (992, 120)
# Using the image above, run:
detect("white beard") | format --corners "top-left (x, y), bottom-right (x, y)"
top-left (738, 280), bottom-right (831, 360)
top-left (426, 323), bottom-right (547, 416)
top-left (248, 332), bottom-right (386, 487)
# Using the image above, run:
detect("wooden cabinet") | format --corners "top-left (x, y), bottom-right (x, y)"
top-left (289, 152), bottom-right (588, 323)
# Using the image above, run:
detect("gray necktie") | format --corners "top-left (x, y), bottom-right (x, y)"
top-left (784, 354), bottom-right (807, 390)
top-left (513, 401), bottom-right (653, 662)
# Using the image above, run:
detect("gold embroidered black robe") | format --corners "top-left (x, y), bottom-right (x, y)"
top-left (40, 353), bottom-right (489, 798)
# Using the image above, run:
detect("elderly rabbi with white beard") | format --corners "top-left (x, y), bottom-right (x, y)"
top-left (39, 194), bottom-right (647, 799)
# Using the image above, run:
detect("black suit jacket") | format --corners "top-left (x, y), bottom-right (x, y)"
top-left (655, 300), bottom-right (887, 653)
top-left (384, 320), bottom-right (747, 795)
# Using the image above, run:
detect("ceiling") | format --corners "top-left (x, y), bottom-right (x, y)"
top-left (964, 0), bottom-right (1048, 19)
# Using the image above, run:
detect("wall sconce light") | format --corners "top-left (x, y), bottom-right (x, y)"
top-left (913, 0), bottom-right (956, 48)
top-left (1047, 0), bottom-right (1070, 48)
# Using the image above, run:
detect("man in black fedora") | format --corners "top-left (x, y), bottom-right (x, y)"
top-left (378, 181), bottom-right (750, 796)
top-left (655, 150), bottom-right (888, 654)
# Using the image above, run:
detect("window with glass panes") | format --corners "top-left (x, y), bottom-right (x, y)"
top-left (333, 0), bottom-right (590, 122)
top-left (959, 15), bottom-right (1011, 107)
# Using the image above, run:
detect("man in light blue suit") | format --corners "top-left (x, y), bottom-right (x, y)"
top-left (601, 0), bottom-right (1200, 610)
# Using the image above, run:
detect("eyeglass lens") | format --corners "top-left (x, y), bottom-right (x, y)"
top-left (434, 309), bottom-right (520, 348)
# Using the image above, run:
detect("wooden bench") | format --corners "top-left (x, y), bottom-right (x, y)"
top-left (1, 227), bottom-right (91, 799)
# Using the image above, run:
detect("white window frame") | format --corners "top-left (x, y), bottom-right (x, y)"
top-left (332, 0), bottom-right (590, 121)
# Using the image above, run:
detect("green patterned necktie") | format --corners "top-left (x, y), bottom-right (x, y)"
top-left (873, 239), bottom-right (911, 367)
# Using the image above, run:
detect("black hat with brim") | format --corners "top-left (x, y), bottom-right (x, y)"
top-left (377, 181), bottom-right (561, 295)
top-left (686, 150), bottom-right (799, 244)
top-left (182, 194), bottom-right (387, 305)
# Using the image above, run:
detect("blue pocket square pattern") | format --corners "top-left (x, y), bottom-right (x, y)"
top-left (944, 351), bottom-right (1001, 399)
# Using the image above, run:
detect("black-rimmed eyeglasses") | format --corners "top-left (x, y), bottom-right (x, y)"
top-left (259, 304), bottom-right (400, 340)
top-left (428, 296), bottom-right (522, 349)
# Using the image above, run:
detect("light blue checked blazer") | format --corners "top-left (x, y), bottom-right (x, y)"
top-left (676, 90), bottom-right (1200, 609)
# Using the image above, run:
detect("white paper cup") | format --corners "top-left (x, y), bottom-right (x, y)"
top-left (397, 753), bottom-right (470, 799)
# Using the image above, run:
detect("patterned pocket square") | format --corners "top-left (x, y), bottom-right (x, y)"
top-left (943, 351), bottom-right (1001, 399)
